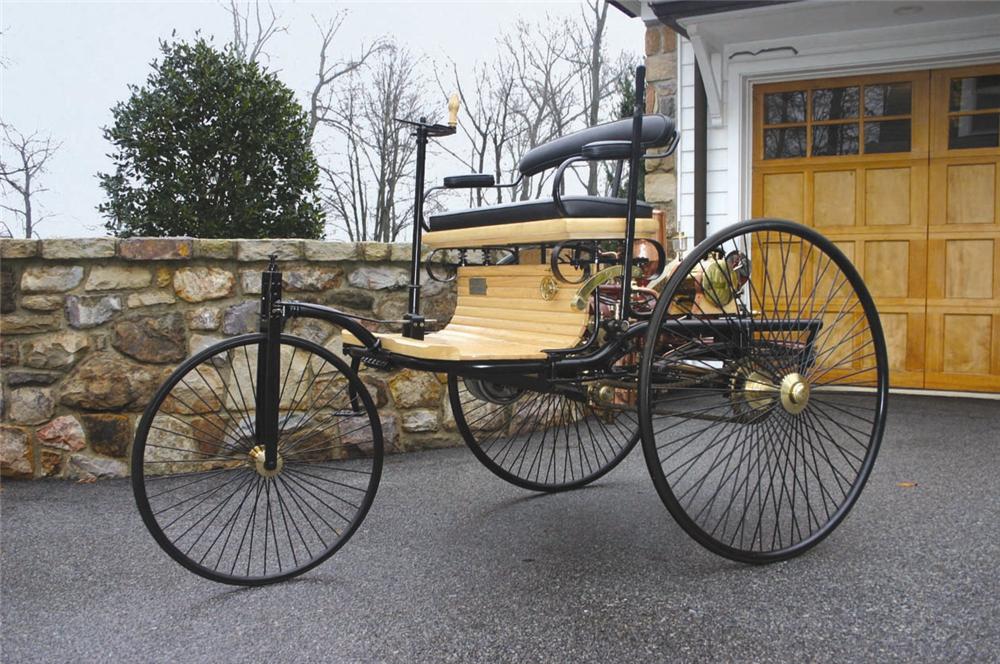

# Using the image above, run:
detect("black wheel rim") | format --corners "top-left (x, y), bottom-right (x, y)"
top-left (132, 334), bottom-right (383, 585)
top-left (450, 373), bottom-right (640, 492)
top-left (639, 219), bottom-right (888, 562)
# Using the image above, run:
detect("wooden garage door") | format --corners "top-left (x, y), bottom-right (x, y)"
top-left (752, 66), bottom-right (1000, 392)
top-left (926, 65), bottom-right (1000, 392)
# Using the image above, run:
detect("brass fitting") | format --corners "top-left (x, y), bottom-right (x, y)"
top-left (249, 445), bottom-right (284, 478)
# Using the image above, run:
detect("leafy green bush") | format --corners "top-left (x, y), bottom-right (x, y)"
top-left (99, 39), bottom-right (324, 239)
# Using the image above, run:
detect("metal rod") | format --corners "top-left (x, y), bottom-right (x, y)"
top-left (404, 120), bottom-right (429, 337)
top-left (619, 65), bottom-right (646, 320)
top-left (257, 257), bottom-right (282, 470)
top-left (694, 60), bottom-right (708, 244)
top-left (281, 301), bottom-right (379, 349)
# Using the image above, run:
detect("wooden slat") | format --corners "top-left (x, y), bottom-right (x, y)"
top-left (458, 294), bottom-right (579, 312)
top-left (451, 307), bottom-right (585, 329)
top-left (443, 322), bottom-right (581, 345)
top-left (449, 321), bottom-right (583, 339)
top-left (423, 216), bottom-right (658, 249)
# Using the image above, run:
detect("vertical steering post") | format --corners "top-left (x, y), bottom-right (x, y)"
top-left (396, 102), bottom-right (456, 340)
top-left (403, 120), bottom-right (429, 340)
top-left (620, 66), bottom-right (646, 321)
top-left (256, 255), bottom-right (282, 470)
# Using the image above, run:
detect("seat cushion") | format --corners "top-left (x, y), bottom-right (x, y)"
top-left (427, 196), bottom-right (653, 232)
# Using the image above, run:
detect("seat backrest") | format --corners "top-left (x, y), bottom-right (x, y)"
top-left (516, 114), bottom-right (676, 177)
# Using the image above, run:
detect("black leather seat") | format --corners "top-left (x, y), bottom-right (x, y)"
top-left (516, 114), bottom-right (675, 176)
top-left (427, 196), bottom-right (653, 232)
top-left (426, 114), bottom-right (674, 233)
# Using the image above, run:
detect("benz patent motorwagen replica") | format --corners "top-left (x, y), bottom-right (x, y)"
top-left (132, 67), bottom-right (888, 585)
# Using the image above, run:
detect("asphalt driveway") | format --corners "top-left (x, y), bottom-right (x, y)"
top-left (2, 394), bottom-right (998, 663)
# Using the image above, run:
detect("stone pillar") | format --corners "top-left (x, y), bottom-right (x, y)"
top-left (644, 25), bottom-right (678, 239)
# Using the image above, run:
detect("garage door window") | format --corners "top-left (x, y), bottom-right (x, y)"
top-left (947, 75), bottom-right (1000, 149)
top-left (863, 82), bottom-right (912, 154)
top-left (763, 91), bottom-right (807, 158)
top-left (762, 82), bottom-right (913, 159)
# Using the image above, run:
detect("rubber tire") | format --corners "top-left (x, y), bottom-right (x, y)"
top-left (638, 218), bottom-right (888, 563)
top-left (132, 333), bottom-right (383, 586)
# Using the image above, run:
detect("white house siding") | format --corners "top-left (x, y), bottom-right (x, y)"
top-left (676, 37), bottom-right (731, 244)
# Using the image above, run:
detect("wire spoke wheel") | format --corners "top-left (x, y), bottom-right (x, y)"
top-left (449, 370), bottom-right (640, 492)
top-left (639, 219), bottom-right (888, 562)
top-left (132, 334), bottom-right (383, 585)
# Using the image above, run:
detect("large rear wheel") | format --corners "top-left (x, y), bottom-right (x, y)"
top-left (639, 219), bottom-right (888, 563)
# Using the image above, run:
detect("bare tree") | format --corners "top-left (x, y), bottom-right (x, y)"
top-left (569, 0), bottom-right (634, 195)
top-left (0, 124), bottom-right (61, 238)
top-left (224, 0), bottom-right (286, 63)
top-left (0, 28), bottom-right (10, 70)
top-left (307, 13), bottom-right (386, 139)
top-left (500, 17), bottom-right (587, 200)
top-left (435, 58), bottom-right (524, 206)
top-left (315, 6), bottom-right (634, 239)
top-left (320, 45), bottom-right (427, 242)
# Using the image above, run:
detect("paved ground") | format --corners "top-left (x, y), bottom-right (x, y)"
top-left (2, 394), bottom-right (998, 663)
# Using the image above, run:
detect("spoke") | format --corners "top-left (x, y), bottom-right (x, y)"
top-left (232, 478), bottom-right (264, 576)
top-left (280, 472), bottom-right (348, 533)
top-left (153, 472), bottom-right (248, 518)
top-left (280, 466), bottom-right (369, 493)
top-left (208, 351), bottom-right (260, 449)
top-left (181, 471), bottom-right (256, 557)
top-left (283, 466), bottom-right (361, 512)
top-left (200, 474), bottom-right (260, 569)
top-left (276, 475), bottom-right (329, 553)
top-left (148, 417), bottom-right (246, 458)
top-left (273, 477), bottom-right (307, 564)
top-left (147, 468), bottom-right (230, 499)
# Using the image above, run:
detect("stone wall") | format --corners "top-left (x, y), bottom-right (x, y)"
top-left (644, 24), bottom-right (679, 238)
top-left (0, 237), bottom-right (459, 480)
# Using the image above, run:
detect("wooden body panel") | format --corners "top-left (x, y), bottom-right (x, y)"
top-left (342, 264), bottom-right (589, 361)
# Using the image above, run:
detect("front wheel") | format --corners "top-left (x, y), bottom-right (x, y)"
top-left (132, 333), bottom-right (383, 585)
top-left (639, 219), bottom-right (888, 563)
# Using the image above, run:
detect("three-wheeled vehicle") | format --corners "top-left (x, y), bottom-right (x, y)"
top-left (132, 66), bottom-right (888, 585)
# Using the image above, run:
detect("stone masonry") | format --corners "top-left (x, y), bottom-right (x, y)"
top-left (644, 24), bottom-right (679, 239)
top-left (0, 237), bottom-right (458, 480)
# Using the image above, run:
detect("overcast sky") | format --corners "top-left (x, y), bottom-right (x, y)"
top-left (0, 1), bottom-right (645, 238)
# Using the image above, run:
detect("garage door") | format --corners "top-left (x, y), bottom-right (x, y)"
top-left (753, 65), bottom-right (1000, 392)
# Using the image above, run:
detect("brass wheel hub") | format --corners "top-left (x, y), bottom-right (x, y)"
top-left (740, 370), bottom-right (775, 412)
top-left (730, 366), bottom-right (775, 415)
top-left (731, 368), bottom-right (811, 416)
top-left (588, 383), bottom-right (617, 407)
top-left (249, 445), bottom-right (284, 477)
top-left (779, 373), bottom-right (810, 415)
